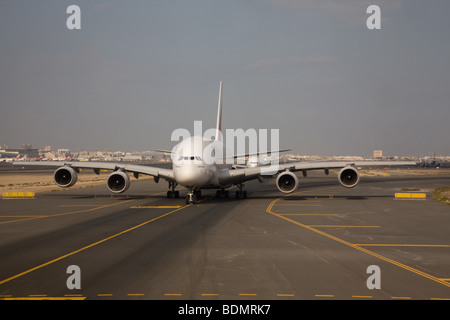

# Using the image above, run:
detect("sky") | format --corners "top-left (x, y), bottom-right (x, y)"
top-left (1, 0), bottom-right (449, 157)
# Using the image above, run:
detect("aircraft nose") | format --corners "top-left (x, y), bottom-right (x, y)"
top-left (174, 165), bottom-right (196, 186)
top-left (174, 165), bottom-right (208, 187)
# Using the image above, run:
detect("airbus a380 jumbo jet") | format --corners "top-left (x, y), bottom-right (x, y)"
top-left (13, 82), bottom-right (416, 204)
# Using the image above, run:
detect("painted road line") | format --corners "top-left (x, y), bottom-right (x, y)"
top-left (0, 199), bottom-right (135, 225)
top-left (0, 204), bottom-right (191, 286)
top-left (266, 187), bottom-right (450, 289)
top-left (0, 296), bottom-right (87, 300)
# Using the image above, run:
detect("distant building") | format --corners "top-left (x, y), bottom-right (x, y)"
top-left (123, 155), bottom-right (143, 161)
top-left (58, 148), bottom-right (71, 155)
top-left (6, 144), bottom-right (40, 158)
top-left (373, 150), bottom-right (383, 158)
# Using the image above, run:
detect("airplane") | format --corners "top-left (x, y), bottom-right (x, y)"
top-left (419, 154), bottom-right (441, 168)
top-left (12, 82), bottom-right (417, 204)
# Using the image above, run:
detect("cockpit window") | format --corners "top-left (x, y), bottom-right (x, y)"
top-left (178, 156), bottom-right (202, 162)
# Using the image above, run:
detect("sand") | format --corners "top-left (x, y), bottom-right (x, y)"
top-left (0, 171), bottom-right (152, 194)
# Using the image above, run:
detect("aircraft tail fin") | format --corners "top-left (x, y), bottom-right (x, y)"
top-left (215, 81), bottom-right (223, 141)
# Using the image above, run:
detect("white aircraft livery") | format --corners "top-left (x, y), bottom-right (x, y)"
top-left (13, 82), bottom-right (416, 204)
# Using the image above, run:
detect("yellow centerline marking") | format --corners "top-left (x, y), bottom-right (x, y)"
top-left (266, 187), bottom-right (450, 289)
top-left (0, 203), bottom-right (190, 286)
top-left (3, 292), bottom-right (448, 299)
top-left (0, 191), bottom-right (168, 225)
top-left (0, 199), bottom-right (135, 225)
top-left (0, 296), bottom-right (87, 300)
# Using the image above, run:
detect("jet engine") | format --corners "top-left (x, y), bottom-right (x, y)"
top-left (338, 166), bottom-right (360, 188)
top-left (107, 171), bottom-right (131, 193)
top-left (54, 166), bottom-right (78, 188)
top-left (276, 171), bottom-right (299, 194)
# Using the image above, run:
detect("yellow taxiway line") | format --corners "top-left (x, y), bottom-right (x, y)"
top-left (0, 202), bottom-right (190, 286)
top-left (266, 187), bottom-right (450, 289)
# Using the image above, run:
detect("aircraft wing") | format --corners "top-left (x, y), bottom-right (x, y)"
top-left (219, 160), bottom-right (417, 185)
top-left (12, 161), bottom-right (175, 182)
top-left (274, 160), bottom-right (417, 173)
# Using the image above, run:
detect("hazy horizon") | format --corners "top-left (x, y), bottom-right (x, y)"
top-left (1, 1), bottom-right (449, 157)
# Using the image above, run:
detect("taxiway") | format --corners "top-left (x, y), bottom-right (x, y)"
top-left (0, 170), bottom-right (449, 300)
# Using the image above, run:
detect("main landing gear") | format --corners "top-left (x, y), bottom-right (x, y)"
top-left (234, 182), bottom-right (247, 199)
top-left (216, 183), bottom-right (247, 200)
top-left (167, 181), bottom-right (179, 198)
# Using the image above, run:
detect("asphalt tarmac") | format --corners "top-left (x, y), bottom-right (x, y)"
top-left (0, 170), bottom-right (449, 300)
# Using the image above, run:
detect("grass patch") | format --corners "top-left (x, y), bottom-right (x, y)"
top-left (431, 187), bottom-right (450, 206)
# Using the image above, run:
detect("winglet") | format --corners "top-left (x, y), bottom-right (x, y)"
top-left (215, 81), bottom-right (223, 141)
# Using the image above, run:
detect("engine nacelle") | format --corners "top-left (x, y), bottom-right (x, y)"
top-left (54, 166), bottom-right (78, 188)
top-left (338, 166), bottom-right (360, 188)
top-left (276, 171), bottom-right (299, 194)
top-left (107, 171), bottom-right (131, 193)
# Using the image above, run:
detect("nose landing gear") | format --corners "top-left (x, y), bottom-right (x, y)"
top-left (186, 188), bottom-right (201, 204)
